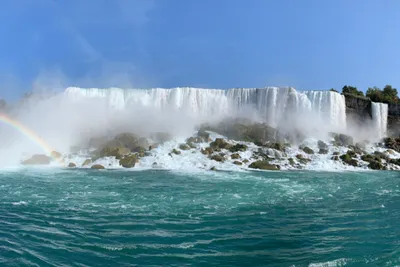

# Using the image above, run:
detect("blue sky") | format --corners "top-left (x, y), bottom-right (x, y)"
top-left (0, 0), bottom-right (400, 100)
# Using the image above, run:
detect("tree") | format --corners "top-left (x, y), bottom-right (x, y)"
top-left (342, 85), bottom-right (364, 97)
top-left (329, 88), bottom-right (339, 93)
top-left (382, 85), bottom-right (398, 103)
top-left (366, 86), bottom-right (382, 102)
top-left (366, 85), bottom-right (399, 104)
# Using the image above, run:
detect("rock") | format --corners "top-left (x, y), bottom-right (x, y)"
top-left (266, 142), bottom-right (288, 152)
top-left (22, 154), bottom-right (51, 165)
top-left (131, 146), bottom-right (146, 154)
top-left (348, 145), bottom-right (365, 155)
top-left (331, 156), bottom-right (339, 161)
top-left (288, 158), bottom-right (295, 165)
top-left (368, 160), bottom-right (384, 170)
top-left (332, 151), bottom-right (340, 155)
top-left (317, 140), bottom-right (328, 150)
top-left (249, 160), bottom-right (280, 170)
top-left (201, 147), bottom-right (213, 155)
top-left (339, 153), bottom-right (358, 166)
top-left (51, 151), bottom-right (62, 159)
top-left (330, 133), bottom-right (354, 146)
top-left (114, 133), bottom-right (149, 151)
top-left (210, 138), bottom-right (231, 150)
top-left (210, 154), bottom-right (225, 162)
top-left (187, 142), bottom-right (197, 149)
top-left (198, 129), bottom-right (210, 140)
top-left (389, 158), bottom-right (400, 166)
top-left (373, 151), bottom-right (389, 161)
top-left (148, 144), bottom-right (159, 151)
top-left (301, 146), bottom-right (314, 154)
top-left (210, 166), bottom-right (217, 171)
top-left (296, 154), bottom-right (311, 164)
top-left (199, 119), bottom-right (281, 145)
top-left (229, 143), bottom-right (248, 153)
top-left (68, 162), bottom-right (76, 168)
top-left (346, 150), bottom-right (357, 158)
top-left (82, 159), bottom-right (92, 166)
top-left (97, 145), bottom-right (131, 160)
top-left (231, 153), bottom-right (241, 159)
top-left (179, 144), bottom-right (191, 150)
top-left (119, 154), bottom-right (137, 168)
top-left (91, 164), bottom-right (105, 169)
top-left (186, 137), bottom-right (204, 144)
top-left (383, 137), bottom-right (400, 153)
top-left (386, 149), bottom-right (396, 155)
top-left (318, 149), bottom-right (329, 154)
top-left (171, 149), bottom-right (181, 155)
top-left (233, 161), bottom-right (242, 165)
top-left (243, 159), bottom-right (249, 163)
top-left (355, 142), bottom-right (367, 150)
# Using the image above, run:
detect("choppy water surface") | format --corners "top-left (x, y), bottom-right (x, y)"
top-left (0, 169), bottom-right (399, 266)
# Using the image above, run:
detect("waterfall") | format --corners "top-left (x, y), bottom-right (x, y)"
top-left (64, 86), bottom-right (346, 132)
top-left (371, 102), bottom-right (388, 139)
top-left (305, 91), bottom-right (347, 132)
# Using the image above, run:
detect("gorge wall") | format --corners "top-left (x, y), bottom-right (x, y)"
top-left (344, 94), bottom-right (399, 138)
top-left (388, 103), bottom-right (400, 136)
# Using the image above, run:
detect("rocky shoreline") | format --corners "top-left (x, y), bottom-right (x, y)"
top-left (21, 118), bottom-right (400, 171)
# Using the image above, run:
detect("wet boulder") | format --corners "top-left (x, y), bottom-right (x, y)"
top-left (210, 138), bottom-right (231, 150)
top-left (197, 129), bottom-right (211, 141)
top-left (119, 154), bottom-right (138, 168)
top-left (91, 164), bottom-right (105, 170)
top-left (301, 146), bottom-right (314, 155)
top-left (368, 160), bottom-right (384, 170)
top-left (201, 147), bottom-right (213, 155)
top-left (384, 137), bottom-right (400, 153)
top-left (171, 149), bottom-right (181, 155)
top-left (318, 149), bottom-right (329, 154)
top-left (82, 159), bottom-right (92, 166)
top-left (317, 140), bottom-right (328, 150)
top-left (228, 143), bottom-right (248, 153)
top-left (296, 154), bottom-right (311, 164)
top-left (231, 153), bottom-right (241, 159)
top-left (330, 133), bottom-right (354, 146)
top-left (249, 160), bottom-right (280, 170)
top-left (186, 136), bottom-right (204, 144)
top-left (339, 153), bottom-right (358, 167)
top-left (266, 142), bottom-right (288, 152)
top-left (179, 144), bottom-right (191, 150)
top-left (68, 162), bottom-right (76, 168)
top-left (210, 154), bottom-right (225, 162)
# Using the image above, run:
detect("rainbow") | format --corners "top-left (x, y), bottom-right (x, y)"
top-left (0, 113), bottom-right (64, 164)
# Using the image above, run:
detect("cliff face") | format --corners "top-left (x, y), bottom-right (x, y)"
top-left (388, 103), bottom-right (400, 136)
top-left (344, 94), bottom-right (400, 137)
top-left (344, 94), bottom-right (372, 127)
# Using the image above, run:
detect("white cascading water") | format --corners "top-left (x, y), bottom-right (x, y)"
top-left (64, 87), bottom-right (347, 133)
top-left (305, 91), bottom-right (347, 131)
top-left (371, 102), bottom-right (388, 140)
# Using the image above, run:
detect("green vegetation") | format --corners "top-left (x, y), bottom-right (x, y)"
top-left (340, 84), bottom-right (399, 104)
top-left (366, 85), bottom-right (399, 104)
top-left (342, 85), bottom-right (364, 97)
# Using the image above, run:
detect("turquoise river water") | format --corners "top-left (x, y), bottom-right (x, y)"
top-left (0, 169), bottom-right (399, 266)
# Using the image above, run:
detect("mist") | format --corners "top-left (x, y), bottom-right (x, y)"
top-left (0, 85), bottom-right (389, 166)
